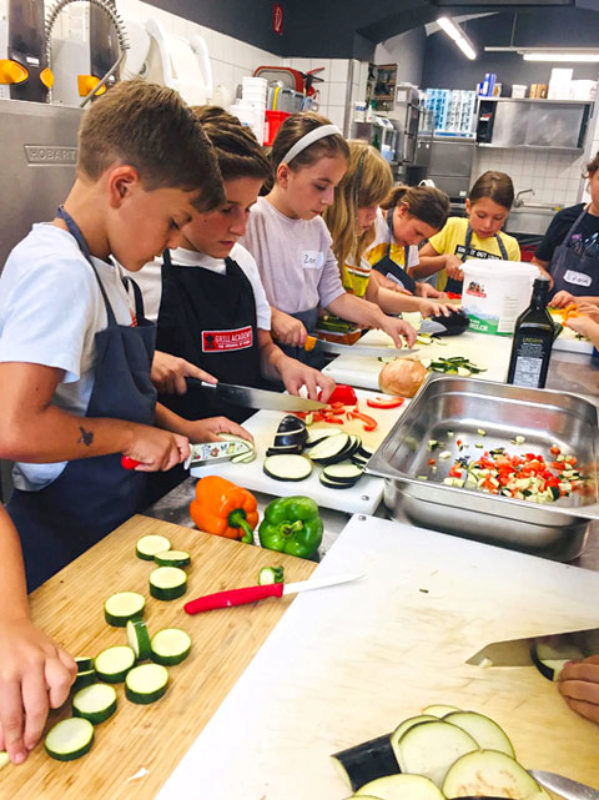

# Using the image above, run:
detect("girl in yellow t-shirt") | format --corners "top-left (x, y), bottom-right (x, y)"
top-left (416, 171), bottom-right (521, 294)
top-left (324, 141), bottom-right (453, 318)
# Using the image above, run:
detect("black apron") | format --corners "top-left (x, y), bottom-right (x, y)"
top-left (7, 207), bottom-right (157, 591)
top-left (156, 249), bottom-right (262, 424)
top-left (549, 205), bottom-right (599, 298)
top-left (371, 207), bottom-right (417, 294)
top-left (446, 224), bottom-right (509, 295)
top-left (278, 306), bottom-right (325, 369)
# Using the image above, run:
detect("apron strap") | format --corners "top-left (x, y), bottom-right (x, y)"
top-left (462, 223), bottom-right (509, 261)
top-left (57, 206), bottom-right (117, 326)
top-left (124, 278), bottom-right (147, 323)
top-left (563, 205), bottom-right (590, 243)
top-left (386, 207), bottom-right (394, 259)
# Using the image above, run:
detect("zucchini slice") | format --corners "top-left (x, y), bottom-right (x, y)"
top-left (149, 566), bottom-right (188, 601)
top-left (126, 619), bottom-right (152, 661)
top-left (45, 718), bottom-right (94, 761)
top-left (357, 774), bottom-right (445, 799)
top-left (150, 628), bottom-right (192, 666)
top-left (263, 454), bottom-right (313, 482)
top-left (104, 591), bottom-right (145, 627)
top-left (125, 663), bottom-right (169, 705)
top-left (72, 683), bottom-right (117, 725)
top-left (153, 549), bottom-right (191, 568)
top-left (307, 433), bottom-right (351, 464)
top-left (442, 750), bottom-right (541, 798)
top-left (75, 657), bottom-right (94, 672)
top-left (94, 645), bottom-right (136, 683)
top-left (332, 733), bottom-right (398, 792)
top-left (136, 534), bottom-right (172, 560)
top-left (443, 710), bottom-right (515, 757)
top-left (394, 720), bottom-right (478, 787)
top-left (0, 752), bottom-right (8, 770)
top-left (73, 669), bottom-right (97, 690)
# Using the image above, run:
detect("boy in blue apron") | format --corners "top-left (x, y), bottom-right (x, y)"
top-left (533, 152), bottom-right (599, 307)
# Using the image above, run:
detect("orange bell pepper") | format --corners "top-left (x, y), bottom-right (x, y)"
top-left (190, 475), bottom-right (258, 543)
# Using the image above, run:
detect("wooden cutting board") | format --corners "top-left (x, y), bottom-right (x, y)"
top-left (323, 328), bottom-right (512, 390)
top-left (190, 388), bottom-right (409, 515)
top-left (158, 514), bottom-right (599, 799)
top-left (1, 515), bottom-right (315, 799)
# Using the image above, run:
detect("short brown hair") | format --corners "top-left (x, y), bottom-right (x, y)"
top-left (381, 184), bottom-right (450, 231)
top-left (192, 105), bottom-right (271, 183)
top-left (468, 170), bottom-right (514, 209)
top-left (585, 151), bottom-right (599, 177)
top-left (271, 111), bottom-right (349, 171)
top-left (77, 80), bottom-right (225, 212)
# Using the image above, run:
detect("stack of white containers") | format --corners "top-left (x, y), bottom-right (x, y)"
top-left (230, 76), bottom-right (267, 144)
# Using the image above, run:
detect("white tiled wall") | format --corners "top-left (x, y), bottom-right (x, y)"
top-left (473, 148), bottom-right (586, 206)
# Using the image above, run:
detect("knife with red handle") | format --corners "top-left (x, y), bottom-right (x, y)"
top-left (184, 572), bottom-right (362, 614)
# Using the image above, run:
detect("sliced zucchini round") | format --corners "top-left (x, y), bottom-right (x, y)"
top-left (136, 534), bottom-right (172, 560)
top-left (104, 591), bottom-right (145, 627)
top-left (126, 618), bottom-right (152, 661)
top-left (125, 663), bottom-right (169, 705)
top-left (149, 566), bottom-right (188, 601)
top-left (73, 669), bottom-right (97, 690)
top-left (74, 657), bottom-right (94, 672)
top-left (230, 450), bottom-right (256, 464)
top-left (153, 549), bottom-right (191, 568)
top-left (321, 462), bottom-right (364, 484)
top-left (150, 628), bottom-right (192, 666)
top-left (263, 454), bottom-right (313, 481)
top-left (45, 717), bottom-right (94, 761)
top-left (72, 683), bottom-right (117, 725)
top-left (442, 750), bottom-right (541, 798)
top-left (94, 645), bottom-right (136, 683)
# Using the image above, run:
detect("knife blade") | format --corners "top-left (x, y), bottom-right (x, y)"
top-left (466, 626), bottom-right (599, 667)
top-left (304, 335), bottom-right (420, 359)
top-left (186, 378), bottom-right (327, 411)
top-left (184, 572), bottom-right (362, 614)
top-left (529, 769), bottom-right (599, 799)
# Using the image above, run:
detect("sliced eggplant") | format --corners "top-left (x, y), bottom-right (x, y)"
top-left (272, 415), bottom-right (308, 451)
top-left (395, 720), bottom-right (478, 787)
top-left (266, 444), bottom-right (304, 457)
top-left (321, 462), bottom-right (364, 485)
top-left (421, 703), bottom-right (461, 718)
top-left (389, 715), bottom-right (437, 763)
top-left (531, 639), bottom-right (584, 682)
top-left (356, 774), bottom-right (445, 799)
top-left (308, 433), bottom-right (351, 464)
top-left (263, 454), bottom-right (313, 481)
top-left (442, 711), bottom-right (515, 757)
top-left (305, 427), bottom-right (343, 446)
top-left (331, 733), bottom-right (398, 792)
top-left (357, 444), bottom-right (374, 459)
top-left (319, 474), bottom-right (356, 490)
top-left (442, 750), bottom-right (541, 799)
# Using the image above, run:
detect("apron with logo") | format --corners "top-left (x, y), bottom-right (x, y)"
top-left (7, 207), bottom-right (157, 591)
top-left (549, 206), bottom-right (599, 298)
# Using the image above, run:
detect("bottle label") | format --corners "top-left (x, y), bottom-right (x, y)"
top-left (512, 339), bottom-right (545, 387)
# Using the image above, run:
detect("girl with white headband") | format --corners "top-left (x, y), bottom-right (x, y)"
top-left (241, 113), bottom-right (417, 364)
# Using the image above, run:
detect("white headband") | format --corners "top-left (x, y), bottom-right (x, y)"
top-left (280, 124), bottom-right (343, 166)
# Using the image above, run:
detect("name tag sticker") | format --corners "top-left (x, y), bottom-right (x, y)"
top-left (563, 269), bottom-right (592, 288)
top-left (302, 250), bottom-right (324, 270)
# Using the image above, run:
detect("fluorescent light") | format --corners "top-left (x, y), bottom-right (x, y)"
top-left (437, 16), bottom-right (477, 61)
top-left (523, 51), bottom-right (599, 63)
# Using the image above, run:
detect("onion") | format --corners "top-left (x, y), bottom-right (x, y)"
top-left (378, 359), bottom-right (427, 398)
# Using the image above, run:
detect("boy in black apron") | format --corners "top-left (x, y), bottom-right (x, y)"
top-left (0, 82), bottom-right (226, 759)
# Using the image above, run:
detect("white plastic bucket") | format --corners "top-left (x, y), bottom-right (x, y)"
top-left (461, 259), bottom-right (540, 335)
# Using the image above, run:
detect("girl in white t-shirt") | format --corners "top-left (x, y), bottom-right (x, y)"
top-left (241, 112), bottom-right (417, 357)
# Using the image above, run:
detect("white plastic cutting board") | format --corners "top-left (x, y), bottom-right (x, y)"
top-left (190, 388), bottom-right (409, 515)
top-left (323, 328), bottom-right (512, 390)
top-left (157, 514), bottom-right (599, 800)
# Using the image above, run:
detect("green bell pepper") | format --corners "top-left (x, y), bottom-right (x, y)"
top-left (258, 496), bottom-right (323, 559)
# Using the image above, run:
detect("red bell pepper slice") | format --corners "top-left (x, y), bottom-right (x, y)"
top-left (366, 396), bottom-right (405, 409)
top-left (347, 410), bottom-right (378, 432)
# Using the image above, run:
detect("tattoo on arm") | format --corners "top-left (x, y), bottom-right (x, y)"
top-left (78, 426), bottom-right (94, 447)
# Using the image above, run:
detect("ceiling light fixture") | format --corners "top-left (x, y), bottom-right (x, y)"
top-left (437, 16), bottom-right (477, 61)
top-left (485, 46), bottom-right (599, 63)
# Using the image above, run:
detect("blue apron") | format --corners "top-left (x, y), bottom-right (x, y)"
top-left (445, 224), bottom-right (509, 294)
top-left (549, 205), bottom-right (599, 298)
top-left (371, 207), bottom-right (417, 294)
top-left (7, 207), bottom-right (157, 591)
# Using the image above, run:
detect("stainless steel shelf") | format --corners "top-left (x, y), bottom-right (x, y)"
top-left (478, 143), bottom-right (583, 152)
top-left (480, 97), bottom-right (593, 106)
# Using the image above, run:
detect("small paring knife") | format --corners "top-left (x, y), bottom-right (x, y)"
top-left (184, 572), bottom-right (362, 614)
top-left (304, 335), bottom-right (419, 359)
top-left (529, 769), bottom-right (599, 799)
top-left (121, 438), bottom-right (253, 471)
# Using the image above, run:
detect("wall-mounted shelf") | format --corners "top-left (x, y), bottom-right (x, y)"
top-left (480, 96), bottom-right (593, 106)
top-left (478, 143), bottom-right (583, 153)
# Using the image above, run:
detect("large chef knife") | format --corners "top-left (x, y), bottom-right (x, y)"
top-left (304, 335), bottom-right (420, 359)
top-left (466, 625), bottom-right (599, 667)
top-left (529, 770), bottom-right (599, 799)
top-left (186, 378), bottom-right (327, 411)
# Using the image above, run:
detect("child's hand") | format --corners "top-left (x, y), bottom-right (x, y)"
top-left (0, 619), bottom-right (76, 764)
top-left (185, 417), bottom-right (253, 444)
top-left (558, 655), bottom-right (599, 724)
top-left (271, 310), bottom-right (308, 347)
top-left (574, 303), bottom-right (599, 322)
top-left (123, 427), bottom-right (189, 471)
top-left (151, 351), bottom-right (217, 395)
top-left (381, 317), bottom-right (417, 348)
top-left (445, 255), bottom-right (464, 282)
top-left (564, 315), bottom-right (598, 339)
top-left (278, 358), bottom-right (336, 402)
top-left (415, 283), bottom-right (445, 299)
top-left (371, 271), bottom-right (412, 295)
top-left (417, 299), bottom-right (453, 318)
top-left (551, 290), bottom-right (576, 309)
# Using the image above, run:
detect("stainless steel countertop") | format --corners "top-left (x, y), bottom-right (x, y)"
top-left (144, 346), bottom-right (599, 572)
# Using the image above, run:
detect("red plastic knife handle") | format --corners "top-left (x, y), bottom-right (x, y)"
top-left (184, 583), bottom-right (285, 614)
top-left (121, 455), bottom-right (141, 470)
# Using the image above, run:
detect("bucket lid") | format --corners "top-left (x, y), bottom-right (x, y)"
top-left (463, 258), bottom-right (539, 277)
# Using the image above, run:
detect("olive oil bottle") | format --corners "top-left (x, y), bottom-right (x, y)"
top-left (507, 277), bottom-right (555, 389)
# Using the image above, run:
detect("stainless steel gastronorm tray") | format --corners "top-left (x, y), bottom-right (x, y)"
top-left (367, 374), bottom-right (599, 560)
